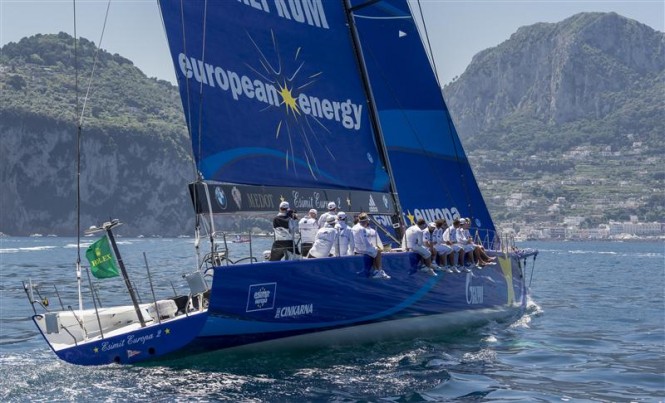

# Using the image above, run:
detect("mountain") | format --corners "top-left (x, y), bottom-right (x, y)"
top-left (1, 13), bottom-right (663, 236)
top-left (444, 12), bottom-right (664, 226)
top-left (0, 33), bottom-right (194, 236)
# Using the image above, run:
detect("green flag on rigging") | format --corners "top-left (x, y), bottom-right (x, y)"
top-left (85, 236), bottom-right (119, 279)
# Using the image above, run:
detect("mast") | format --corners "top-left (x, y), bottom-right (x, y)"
top-left (343, 0), bottom-right (406, 229)
top-left (103, 220), bottom-right (146, 327)
top-left (73, 0), bottom-right (84, 315)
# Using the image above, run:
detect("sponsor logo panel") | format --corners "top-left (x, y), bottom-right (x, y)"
top-left (246, 283), bottom-right (277, 312)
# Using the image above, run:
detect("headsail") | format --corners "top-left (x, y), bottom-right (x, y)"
top-left (349, 0), bottom-right (496, 232)
top-left (159, 0), bottom-right (390, 194)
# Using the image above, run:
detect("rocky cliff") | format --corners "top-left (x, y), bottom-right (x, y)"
top-left (445, 12), bottom-right (664, 150)
top-left (0, 33), bottom-right (194, 236)
top-left (443, 12), bottom-right (664, 224)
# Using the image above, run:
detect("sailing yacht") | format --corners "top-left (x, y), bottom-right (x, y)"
top-left (159, 0), bottom-right (536, 354)
top-left (26, 0), bottom-right (537, 365)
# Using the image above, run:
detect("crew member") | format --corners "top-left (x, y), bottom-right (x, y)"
top-left (298, 208), bottom-right (318, 257)
top-left (352, 213), bottom-right (390, 279)
top-left (318, 201), bottom-right (338, 228)
top-left (269, 201), bottom-right (299, 261)
top-left (308, 215), bottom-right (338, 258)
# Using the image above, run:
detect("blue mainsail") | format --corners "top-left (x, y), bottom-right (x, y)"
top-left (349, 0), bottom-right (496, 232)
top-left (159, 0), bottom-right (390, 192)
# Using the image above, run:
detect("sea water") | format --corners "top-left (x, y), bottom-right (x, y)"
top-left (1, 237), bottom-right (663, 401)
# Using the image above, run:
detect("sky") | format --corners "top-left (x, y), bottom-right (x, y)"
top-left (0, 0), bottom-right (663, 85)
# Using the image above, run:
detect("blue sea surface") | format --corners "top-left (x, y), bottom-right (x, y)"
top-left (1, 238), bottom-right (663, 401)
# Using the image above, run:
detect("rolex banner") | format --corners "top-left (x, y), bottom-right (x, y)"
top-left (85, 236), bottom-right (119, 279)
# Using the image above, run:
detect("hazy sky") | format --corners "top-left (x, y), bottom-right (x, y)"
top-left (1, 0), bottom-right (663, 85)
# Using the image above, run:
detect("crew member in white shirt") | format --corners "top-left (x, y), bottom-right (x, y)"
top-left (460, 218), bottom-right (496, 266)
top-left (352, 213), bottom-right (389, 279)
top-left (317, 201), bottom-right (338, 228)
top-left (308, 215), bottom-right (338, 258)
top-left (367, 224), bottom-right (383, 250)
top-left (432, 219), bottom-right (455, 271)
top-left (443, 218), bottom-right (466, 268)
top-left (456, 218), bottom-right (477, 267)
top-left (334, 211), bottom-right (354, 256)
top-left (404, 218), bottom-right (438, 276)
top-left (298, 209), bottom-right (318, 257)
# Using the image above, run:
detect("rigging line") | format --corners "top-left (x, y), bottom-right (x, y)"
top-left (73, 0), bottom-right (81, 268)
top-left (414, 0), bottom-right (441, 86)
top-left (176, 0), bottom-right (198, 180)
top-left (196, 0), bottom-right (209, 179)
top-left (78, 0), bottom-right (112, 128)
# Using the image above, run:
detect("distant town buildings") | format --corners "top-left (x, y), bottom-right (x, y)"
top-left (500, 218), bottom-right (665, 241)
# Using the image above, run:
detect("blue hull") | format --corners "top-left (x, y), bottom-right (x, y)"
top-left (191, 252), bottom-right (526, 351)
top-left (34, 311), bottom-right (208, 366)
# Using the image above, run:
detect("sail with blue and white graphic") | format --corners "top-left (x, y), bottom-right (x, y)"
top-left (160, 1), bottom-right (390, 193)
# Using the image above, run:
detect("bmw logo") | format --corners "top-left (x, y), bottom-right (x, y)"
top-left (215, 187), bottom-right (227, 209)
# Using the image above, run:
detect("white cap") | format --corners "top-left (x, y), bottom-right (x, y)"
top-left (428, 222), bottom-right (436, 229)
top-left (327, 201), bottom-right (337, 210)
top-left (279, 201), bottom-right (289, 209)
top-left (337, 211), bottom-right (347, 220)
top-left (459, 218), bottom-right (467, 224)
top-left (326, 215), bottom-right (337, 224)
top-left (308, 208), bottom-right (317, 214)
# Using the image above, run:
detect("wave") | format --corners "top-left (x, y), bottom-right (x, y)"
top-left (64, 242), bottom-right (93, 249)
top-left (538, 248), bottom-right (663, 259)
top-left (0, 246), bottom-right (57, 253)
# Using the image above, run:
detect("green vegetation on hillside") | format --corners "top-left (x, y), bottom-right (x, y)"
top-left (0, 33), bottom-right (195, 236)
top-left (0, 33), bottom-right (187, 154)
top-left (445, 13), bottom-right (665, 226)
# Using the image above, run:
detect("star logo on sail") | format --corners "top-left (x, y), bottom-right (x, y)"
top-left (240, 30), bottom-right (366, 179)
top-left (278, 81), bottom-right (300, 116)
top-left (406, 210), bottom-right (416, 225)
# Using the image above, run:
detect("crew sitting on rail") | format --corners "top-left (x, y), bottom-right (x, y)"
top-left (404, 218), bottom-right (439, 276)
top-left (432, 219), bottom-right (455, 270)
top-left (460, 218), bottom-right (496, 266)
top-left (443, 218), bottom-right (466, 268)
top-left (352, 213), bottom-right (390, 279)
